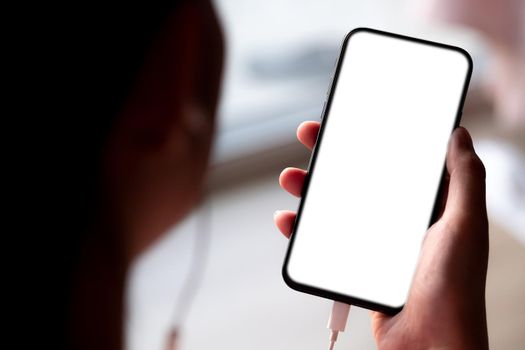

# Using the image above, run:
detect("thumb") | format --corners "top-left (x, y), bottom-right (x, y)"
top-left (398, 127), bottom-right (489, 350)
top-left (443, 127), bottom-right (487, 226)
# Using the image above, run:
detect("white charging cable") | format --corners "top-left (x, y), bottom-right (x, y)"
top-left (327, 301), bottom-right (351, 350)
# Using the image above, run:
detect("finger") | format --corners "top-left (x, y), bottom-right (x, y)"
top-left (443, 127), bottom-right (487, 223)
top-left (297, 121), bottom-right (320, 150)
top-left (279, 167), bottom-right (307, 197)
top-left (370, 311), bottom-right (392, 341)
top-left (273, 210), bottom-right (296, 238)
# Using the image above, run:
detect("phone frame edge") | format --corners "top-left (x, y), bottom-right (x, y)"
top-left (282, 27), bottom-right (473, 316)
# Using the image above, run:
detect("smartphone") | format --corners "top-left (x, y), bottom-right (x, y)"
top-left (282, 28), bottom-right (472, 314)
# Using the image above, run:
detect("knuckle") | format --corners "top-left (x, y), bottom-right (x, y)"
top-left (461, 153), bottom-right (486, 178)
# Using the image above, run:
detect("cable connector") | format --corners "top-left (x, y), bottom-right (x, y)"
top-left (327, 301), bottom-right (351, 350)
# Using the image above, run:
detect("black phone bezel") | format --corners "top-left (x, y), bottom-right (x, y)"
top-left (282, 27), bottom-right (473, 315)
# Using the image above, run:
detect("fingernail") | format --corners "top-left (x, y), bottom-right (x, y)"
top-left (273, 210), bottom-right (282, 219)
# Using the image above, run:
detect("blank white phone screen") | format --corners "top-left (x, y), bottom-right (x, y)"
top-left (286, 30), bottom-right (470, 309)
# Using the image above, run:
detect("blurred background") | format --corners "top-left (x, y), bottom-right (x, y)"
top-left (127, 0), bottom-right (525, 349)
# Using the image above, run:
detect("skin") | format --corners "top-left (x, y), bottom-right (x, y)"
top-left (275, 122), bottom-right (489, 350)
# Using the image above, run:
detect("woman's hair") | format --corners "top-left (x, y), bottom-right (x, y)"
top-left (31, 1), bottom-right (182, 346)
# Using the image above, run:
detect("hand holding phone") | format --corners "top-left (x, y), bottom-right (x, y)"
top-left (275, 125), bottom-right (489, 349)
top-left (275, 28), bottom-right (489, 349)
